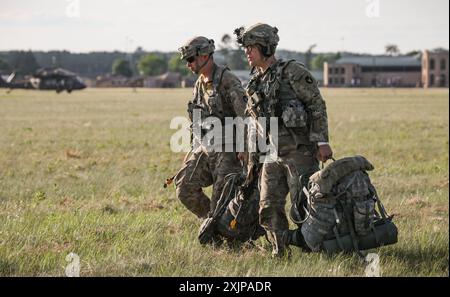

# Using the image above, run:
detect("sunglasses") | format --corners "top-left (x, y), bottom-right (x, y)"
top-left (186, 56), bottom-right (196, 63)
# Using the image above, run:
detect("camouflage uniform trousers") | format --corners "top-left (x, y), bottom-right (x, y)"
top-left (259, 144), bottom-right (319, 256)
top-left (175, 148), bottom-right (242, 219)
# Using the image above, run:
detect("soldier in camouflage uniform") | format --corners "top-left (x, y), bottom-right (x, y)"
top-left (234, 24), bottom-right (333, 257)
top-left (174, 36), bottom-right (248, 219)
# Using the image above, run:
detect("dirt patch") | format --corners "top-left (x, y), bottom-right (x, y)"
top-left (435, 179), bottom-right (449, 188)
top-left (143, 201), bottom-right (165, 211)
top-left (102, 204), bottom-right (118, 214)
top-left (65, 150), bottom-right (82, 159)
top-left (51, 241), bottom-right (72, 253)
top-left (59, 197), bottom-right (74, 207)
top-left (405, 196), bottom-right (431, 208)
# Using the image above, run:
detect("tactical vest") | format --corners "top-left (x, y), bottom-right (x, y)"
top-left (188, 64), bottom-right (237, 124)
top-left (246, 59), bottom-right (311, 146)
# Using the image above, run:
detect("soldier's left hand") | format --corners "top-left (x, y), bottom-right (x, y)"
top-left (317, 144), bottom-right (333, 162)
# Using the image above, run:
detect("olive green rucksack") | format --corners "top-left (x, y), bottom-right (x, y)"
top-left (290, 156), bottom-right (398, 255)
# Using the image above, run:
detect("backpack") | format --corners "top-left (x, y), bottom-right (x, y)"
top-left (290, 155), bottom-right (398, 255)
top-left (198, 172), bottom-right (265, 245)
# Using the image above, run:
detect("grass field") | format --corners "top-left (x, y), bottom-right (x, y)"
top-left (0, 87), bottom-right (448, 276)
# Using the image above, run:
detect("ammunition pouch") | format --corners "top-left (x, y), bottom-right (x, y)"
top-left (187, 101), bottom-right (195, 122)
top-left (281, 99), bottom-right (307, 128)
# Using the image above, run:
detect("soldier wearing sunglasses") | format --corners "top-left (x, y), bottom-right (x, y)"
top-left (174, 36), bottom-right (248, 220)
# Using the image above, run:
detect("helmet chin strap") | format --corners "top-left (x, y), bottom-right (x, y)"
top-left (194, 55), bottom-right (211, 74)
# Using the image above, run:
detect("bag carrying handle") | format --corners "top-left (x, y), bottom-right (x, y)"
top-left (320, 156), bottom-right (336, 169)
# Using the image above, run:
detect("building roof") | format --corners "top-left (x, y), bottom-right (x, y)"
top-left (428, 48), bottom-right (449, 54)
top-left (159, 72), bottom-right (182, 80)
top-left (334, 55), bottom-right (421, 67)
top-left (310, 70), bottom-right (323, 81)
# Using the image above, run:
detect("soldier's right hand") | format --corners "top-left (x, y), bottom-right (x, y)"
top-left (317, 144), bottom-right (333, 162)
top-left (237, 152), bottom-right (248, 165)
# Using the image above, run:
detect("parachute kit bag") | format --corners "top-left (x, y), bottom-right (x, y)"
top-left (292, 155), bottom-right (398, 254)
top-left (198, 172), bottom-right (265, 245)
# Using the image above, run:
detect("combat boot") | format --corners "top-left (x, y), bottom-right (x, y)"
top-left (267, 230), bottom-right (291, 259)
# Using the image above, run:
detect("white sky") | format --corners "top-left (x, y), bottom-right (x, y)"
top-left (0, 0), bottom-right (448, 54)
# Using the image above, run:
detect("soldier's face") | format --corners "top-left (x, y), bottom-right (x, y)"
top-left (186, 56), bottom-right (198, 73)
top-left (244, 45), bottom-right (262, 67)
top-left (186, 55), bottom-right (209, 74)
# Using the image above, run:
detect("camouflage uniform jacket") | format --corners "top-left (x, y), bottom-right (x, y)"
top-left (189, 63), bottom-right (247, 141)
top-left (246, 59), bottom-right (329, 148)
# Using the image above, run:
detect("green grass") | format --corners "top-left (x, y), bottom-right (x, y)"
top-left (0, 87), bottom-right (448, 276)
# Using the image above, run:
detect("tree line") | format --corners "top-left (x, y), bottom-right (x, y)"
top-left (0, 49), bottom-right (246, 79)
top-left (0, 44), bottom-right (417, 79)
top-left (0, 49), bottom-right (318, 78)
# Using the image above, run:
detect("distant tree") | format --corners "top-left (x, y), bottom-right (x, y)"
top-left (134, 46), bottom-right (145, 54)
top-left (168, 53), bottom-right (190, 76)
top-left (405, 50), bottom-right (421, 56)
top-left (0, 59), bottom-right (11, 72)
top-left (304, 44), bottom-right (317, 70)
top-left (217, 33), bottom-right (233, 65)
top-left (10, 50), bottom-right (40, 74)
top-left (112, 59), bottom-right (133, 77)
top-left (311, 53), bottom-right (341, 71)
top-left (385, 44), bottom-right (400, 56)
top-left (131, 47), bottom-right (147, 74)
top-left (221, 34), bottom-right (232, 47)
top-left (228, 50), bottom-right (250, 70)
top-left (216, 33), bottom-right (248, 70)
top-left (138, 53), bottom-right (167, 76)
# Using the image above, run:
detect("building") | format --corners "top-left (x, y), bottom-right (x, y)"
top-left (310, 70), bottom-right (324, 86)
top-left (95, 74), bottom-right (129, 88)
top-left (422, 49), bottom-right (449, 88)
top-left (142, 72), bottom-right (182, 88)
top-left (81, 77), bottom-right (96, 88)
top-left (181, 76), bottom-right (196, 88)
top-left (324, 55), bottom-right (422, 87)
top-left (229, 69), bottom-right (323, 88)
top-left (324, 49), bottom-right (449, 88)
top-left (95, 72), bottom-right (183, 88)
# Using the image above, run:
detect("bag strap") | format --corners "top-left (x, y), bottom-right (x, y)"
top-left (263, 59), bottom-right (295, 117)
top-left (321, 156), bottom-right (336, 169)
top-left (342, 199), bottom-right (365, 258)
top-left (215, 65), bottom-right (228, 91)
top-left (332, 225), bottom-right (345, 251)
top-left (369, 182), bottom-right (392, 221)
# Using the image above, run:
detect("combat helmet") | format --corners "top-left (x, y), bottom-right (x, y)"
top-left (178, 36), bottom-right (215, 61)
top-left (234, 23), bottom-right (279, 56)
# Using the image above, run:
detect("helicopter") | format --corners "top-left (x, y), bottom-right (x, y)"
top-left (0, 67), bottom-right (86, 93)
